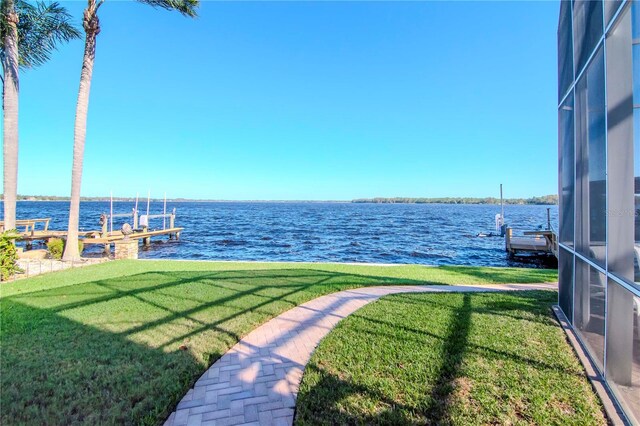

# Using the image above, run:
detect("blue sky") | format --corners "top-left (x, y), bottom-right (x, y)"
top-left (5, 1), bottom-right (559, 200)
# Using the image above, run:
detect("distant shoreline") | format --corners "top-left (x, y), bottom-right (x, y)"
top-left (10, 198), bottom-right (350, 203)
top-left (353, 196), bottom-right (558, 205)
top-left (3, 195), bottom-right (558, 205)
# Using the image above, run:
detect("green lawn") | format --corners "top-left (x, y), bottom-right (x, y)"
top-left (0, 260), bottom-right (556, 425)
top-left (295, 291), bottom-right (606, 425)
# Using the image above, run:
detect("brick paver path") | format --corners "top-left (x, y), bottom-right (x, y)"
top-left (164, 283), bottom-right (556, 426)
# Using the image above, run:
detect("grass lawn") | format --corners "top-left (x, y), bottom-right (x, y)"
top-left (0, 260), bottom-right (556, 424)
top-left (295, 291), bottom-right (606, 425)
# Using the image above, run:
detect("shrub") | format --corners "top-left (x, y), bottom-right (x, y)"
top-left (47, 238), bottom-right (64, 259)
top-left (0, 230), bottom-right (22, 281)
top-left (47, 238), bottom-right (84, 260)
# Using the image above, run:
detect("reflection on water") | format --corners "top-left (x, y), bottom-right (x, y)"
top-left (7, 201), bottom-right (558, 267)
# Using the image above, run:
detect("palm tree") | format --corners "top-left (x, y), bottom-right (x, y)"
top-left (62, 0), bottom-right (198, 261)
top-left (1, 0), bottom-right (79, 231)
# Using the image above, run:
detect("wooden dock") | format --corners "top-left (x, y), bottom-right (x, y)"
top-left (1, 218), bottom-right (95, 247)
top-left (505, 228), bottom-right (558, 258)
top-left (82, 227), bottom-right (183, 246)
top-left (5, 211), bottom-right (183, 254)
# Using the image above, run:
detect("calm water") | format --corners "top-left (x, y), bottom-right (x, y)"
top-left (8, 201), bottom-right (558, 267)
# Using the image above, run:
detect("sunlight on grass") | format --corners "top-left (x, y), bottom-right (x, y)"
top-left (295, 291), bottom-right (605, 425)
top-left (0, 260), bottom-right (557, 424)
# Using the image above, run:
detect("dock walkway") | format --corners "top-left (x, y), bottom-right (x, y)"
top-left (4, 213), bottom-right (183, 254)
top-left (82, 228), bottom-right (184, 245)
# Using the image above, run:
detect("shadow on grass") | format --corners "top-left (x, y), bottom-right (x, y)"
top-left (389, 291), bottom-right (557, 326)
top-left (341, 294), bottom-right (584, 382)
top-left (293, 363), bottom-right (418, 425)
top-left (0, 298), bottom-right (205, 425)
top-left (295, 293), bottom-right (473, 425)
top-left (294, 291), bottom-right (578, 425)
top-left (1, 267), bottom-right (555, 424)
top-left (437, 265), bottom-right (556, 284)
top-left (424, 293), bottom-right (472, 424)
top-left (0, 268), bottom-right (426, 425)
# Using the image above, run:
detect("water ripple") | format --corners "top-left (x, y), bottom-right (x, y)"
top-left (11, 201), bottom-right (558, 267)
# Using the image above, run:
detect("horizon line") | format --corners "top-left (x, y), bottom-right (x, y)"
top-left (3, 194), bottom-right (558, 203)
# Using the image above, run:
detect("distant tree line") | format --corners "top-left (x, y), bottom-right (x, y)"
top-left (352, 195), bottom-right (558, 205)
top-left (6, 195), bottom-right (172, 202)
top-left (14, 195), bottom-right (69, 201)
top-left (2, 194), bottom-right (559, 205)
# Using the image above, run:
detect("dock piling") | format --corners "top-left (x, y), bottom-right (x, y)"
top-left (11, 197), bottom-right (182, 256)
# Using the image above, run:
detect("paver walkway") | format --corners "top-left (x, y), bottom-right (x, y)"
top-left (164, 283), bottom-right (556, 426)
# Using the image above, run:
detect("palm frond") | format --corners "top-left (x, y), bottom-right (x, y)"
top-left (1, 0), bottom-right (81, 70)
top-left (137, 0), bottom-right (198, 18)
top-left (0, 0), bottom-right (16, 70)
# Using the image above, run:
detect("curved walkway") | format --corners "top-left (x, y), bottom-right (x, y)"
top-left (164, 283), bottom-right (556, 426)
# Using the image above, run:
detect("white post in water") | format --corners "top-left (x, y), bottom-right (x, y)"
top-left (110, 191), bottom-right (114, 235)
top-left (500, 183), bottom-right (504, 222)
top-left (163, 192), bottom-right (167, 230)
top-left (146, 190), bottom-right (151, 217)
top-left (498, 183), bottom-right (505, 236)
top-left (134, 193), bottom-right (139, 229)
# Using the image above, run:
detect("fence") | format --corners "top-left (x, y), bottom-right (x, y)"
top-left (4, 257), bottom-right (108, 281)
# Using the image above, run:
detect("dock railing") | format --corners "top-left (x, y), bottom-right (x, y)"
top-left (100, 208), bottom-right (177, 237)
top-left (85, 208), bottom-right (181, 253)
top-left (0, 218), bottom-right (51, 235)
top-left (102, 209), bottom-right (138, 236)
top-left (140, 208), bottom-right (176, 231)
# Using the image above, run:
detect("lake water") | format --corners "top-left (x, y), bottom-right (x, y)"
top-left (8, 201), bottom-right (558, 267)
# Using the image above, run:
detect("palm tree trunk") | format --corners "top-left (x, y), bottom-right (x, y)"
top-left (2, 3), bottom-right (19, 232)
top-left (63, 7), bottom-right (99, 261)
